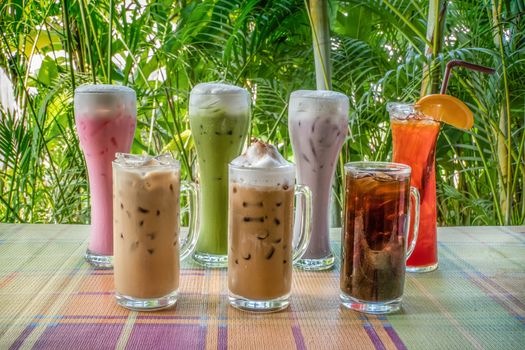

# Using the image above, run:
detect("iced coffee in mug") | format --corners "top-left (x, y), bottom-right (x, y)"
top-left (228, 141), bottom-right (311, 312)
top-left (113, 154), bottom-right (199, 310)
top-left (75, 85), bottom-right (136, 268)
top-left (340, 162), bottom-right (419, 314)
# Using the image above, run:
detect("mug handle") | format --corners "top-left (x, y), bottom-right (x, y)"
top-left (179, 181), bottom-right (200, 261)
top-left (406, 186), bottom-right (420, 259)
top-left (292, 185), bottom-right (312, 262)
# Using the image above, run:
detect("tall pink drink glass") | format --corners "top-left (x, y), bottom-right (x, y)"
top-left (288, 90), bottom-right (349, 270)
top-left (75, 85), bottom-right (136, 269)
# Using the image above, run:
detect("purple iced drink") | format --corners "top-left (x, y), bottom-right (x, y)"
top-left (288, 90), bottom-right (348, 270)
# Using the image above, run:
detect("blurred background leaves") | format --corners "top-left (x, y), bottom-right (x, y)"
top-left (0, 0), bottom-right (523, 226)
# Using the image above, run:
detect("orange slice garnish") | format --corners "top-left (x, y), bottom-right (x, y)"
top-left (415, 94), bottom-right (474, 129)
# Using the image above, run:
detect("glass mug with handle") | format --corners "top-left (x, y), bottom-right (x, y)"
top-left (227, 161), bottom-right (312, 312)
top-left (112, 153), bottom-right (199, 311)
top-left (340, 162), bottom-right (420, 314)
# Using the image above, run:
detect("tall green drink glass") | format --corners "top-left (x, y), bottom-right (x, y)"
top-left (189, 83), bottom-right (250, 267)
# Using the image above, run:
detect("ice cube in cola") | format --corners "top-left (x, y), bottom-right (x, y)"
top-left (341, 168), bottom-right (410, 302)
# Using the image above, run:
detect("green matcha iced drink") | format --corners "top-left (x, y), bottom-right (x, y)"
top-left (189, 83), bottom-right (250, 267)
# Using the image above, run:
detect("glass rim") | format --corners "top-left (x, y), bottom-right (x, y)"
top-left (344, 161), bottom-right (411, 176)
top-left (228, 162), bottom-right (295, 173)
top-left (189, 91), bottom-right (250, 97)
top-left (112, 153), bottom-right (180, 170)
top-left (189, 83), bottom-right (249, 97)
top-left (289, 89), bottom-right (348, 102)
top-left (386, 102), bottom-right (413, 111)
top-left (387, 102), bottom-right (439, 123)
top-left (74, 84), bottom-right (136, 96)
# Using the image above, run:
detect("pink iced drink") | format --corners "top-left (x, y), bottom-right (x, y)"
top-left (75, 85), bottom-right (136, 262)
top-left (288, 90), bottom-right (348, 270)
top-left (76, 114), bottom-right (136, 254)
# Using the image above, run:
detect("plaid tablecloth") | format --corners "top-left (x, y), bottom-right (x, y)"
top-left (0, 224), bottom-right (523, 349)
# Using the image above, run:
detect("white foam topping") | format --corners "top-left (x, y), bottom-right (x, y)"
top-left (190, 82), bottom-right (247, 95)
top-left (189, 82), bottom-right (250, 117)
top-left (230, 141), bottom-right (294, 187)
top-left (232, 140), bottom-right (290, 168)
top-left (291, 90), bottom-right (348, 101)
top-left (75, 84), bottom-right (136, 95)
top-left (74, 84), bottom-right (136, 118)
top-left (289, 89), bottom-right (349, 120)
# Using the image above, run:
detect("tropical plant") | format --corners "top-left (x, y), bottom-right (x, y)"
top-left (0, 0), bottom-right (523, 226)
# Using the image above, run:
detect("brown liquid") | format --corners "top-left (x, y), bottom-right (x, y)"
top-left (113, 168), bottom-right (180, 299)
top-left (341, 172), bottom-right (409, 301)
top-left (228, 183), bottom-right (294, 300)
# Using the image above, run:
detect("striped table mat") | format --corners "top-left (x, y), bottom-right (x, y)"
top-left (0, 224), bottom-right (523, 349)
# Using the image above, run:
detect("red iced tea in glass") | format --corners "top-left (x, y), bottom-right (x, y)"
top-left (389, 103), bottom-right (440, 272)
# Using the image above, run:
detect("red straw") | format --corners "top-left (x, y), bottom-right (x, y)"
top-left (440, 60), bottom-right (496, 94)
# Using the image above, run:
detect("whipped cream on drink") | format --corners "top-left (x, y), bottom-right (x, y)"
top-left (230, 140), bottom-right (294, 187)
top-left (231, 140), bottom-right (288, 167)
top-left (228, 140), bottom-right (296, 301)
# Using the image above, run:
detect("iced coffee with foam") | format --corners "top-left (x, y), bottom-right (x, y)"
top-left (228, 140), bottom-right (311, 312)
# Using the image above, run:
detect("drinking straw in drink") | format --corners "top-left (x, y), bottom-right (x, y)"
top-left (390, 59), bottom-right (495, 272)
top-left (440, 60), bottom-right (496, 94)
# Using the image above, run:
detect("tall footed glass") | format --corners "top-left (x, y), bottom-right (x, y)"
top-left (189, 83), bottom-right (250, 268)
top-left (75, 85), bottom-right (136, 269)
top-left (288, 90), bottom-right (348, 271)
top-left (388, 103), bottom-right (440, 272)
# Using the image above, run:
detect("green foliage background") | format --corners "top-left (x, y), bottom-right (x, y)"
top-left (0, 0), bottom-right (524, 226)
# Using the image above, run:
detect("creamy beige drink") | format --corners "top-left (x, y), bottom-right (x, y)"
top-left (228, 141), bottom-right (311, 312)
top-left (113, 153), bottom-right (198, 310)
top-left (229, 177), bottom-right (294, 300)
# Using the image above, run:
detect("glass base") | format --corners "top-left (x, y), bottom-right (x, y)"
top-left (229, 293), bottom-right (289, 313)
top-left (406, 262), bottom-right (438, 273)
top-left (340, 293), bottom-right (401, 314)
top-left (85, 249), bottom-right (113, 269)
top-left (193, 251), bottom-right (227, 268)
top-left (115, 290), bottom-right (178, 311)
top-left (294, 253), bottom-right (335, 271)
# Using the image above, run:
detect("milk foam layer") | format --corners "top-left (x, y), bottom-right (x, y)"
top-left (230, 141), bottom-right (294, 187)
top-left (75, 84), bottom-right (136, 118)
top-left (76, 84), bottom-right (135, 94)
top-left (289, 90), bottom-right (349, 120)
top-left (189, 83), bottom-right (250, 117)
